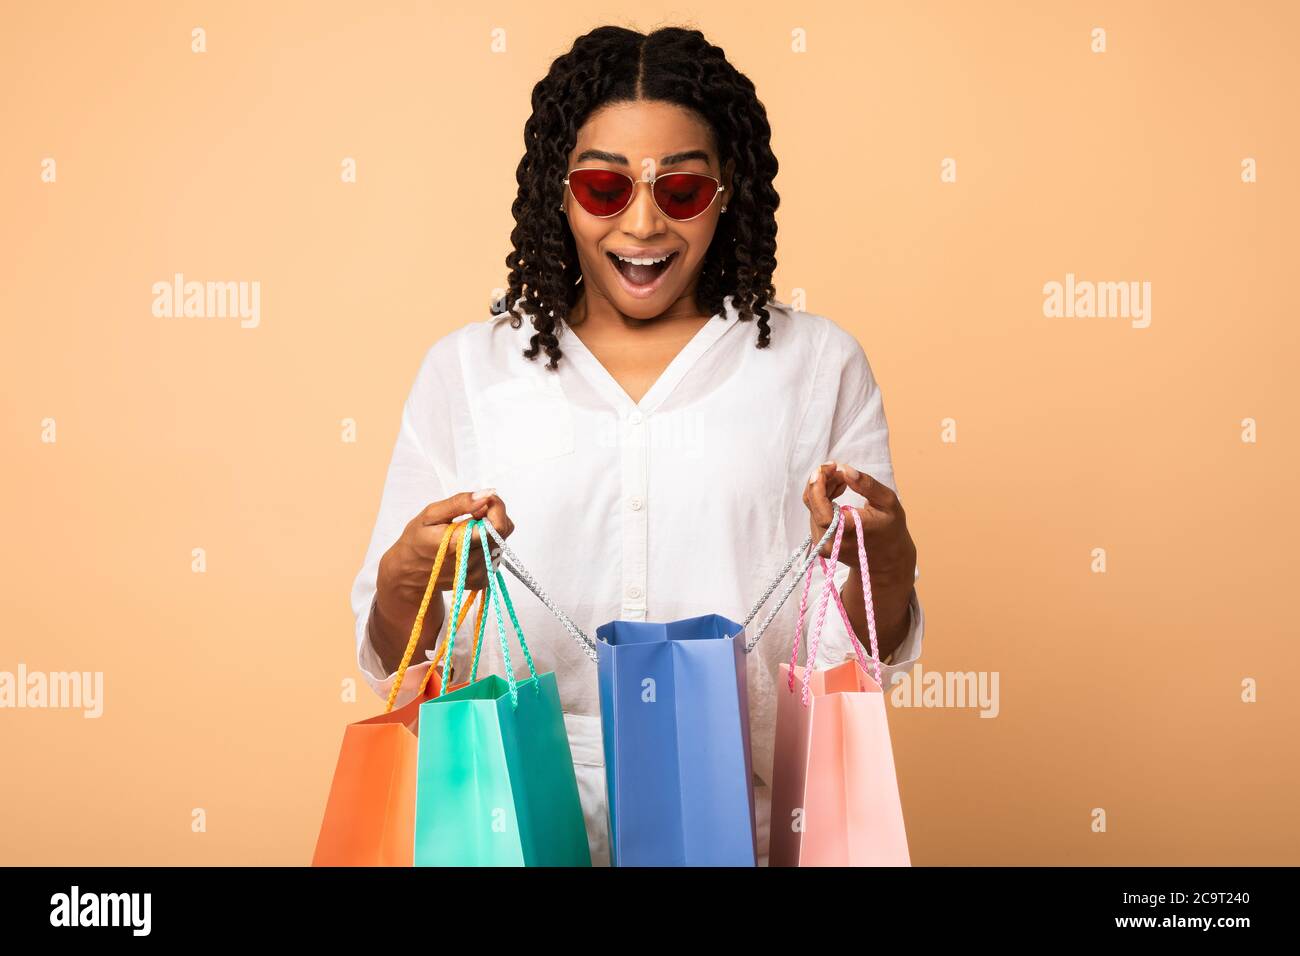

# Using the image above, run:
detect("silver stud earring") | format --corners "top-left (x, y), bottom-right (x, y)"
top-left (721, 205), bottom-right (727, 212)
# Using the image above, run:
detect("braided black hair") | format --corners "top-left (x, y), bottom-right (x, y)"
top-left (497, 25), bottom-right (780, 368)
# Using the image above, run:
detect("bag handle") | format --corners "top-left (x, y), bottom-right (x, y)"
top-left (414, 534), bottom-right (487, 699)
top-left (464, 579), bottom-right (490, 686)
top-left (794, 505), bottom-right (884, 705)
top-left (476, 519), bottom-right (541, 707)
top-left (438, 518), bottom-right (541, 709)
top-left (790, 507), bottom-right (847, 703)
top-left (808, 556), bottom-right (881, 693)
top-left (742, 508), bottom-right (844, 653)
top-left (436, 517), bottom-right (480, 697)
top-left (838, 505), bottom-right (883, 687)
top-left (385, 520), bottom-right (482, 713)
top-left (474, 502), bottom-right (846, 664)
top-left (480, 519), bottom-right (599, 662)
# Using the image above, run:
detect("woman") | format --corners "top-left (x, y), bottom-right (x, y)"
top-left (350, 25), bottom-right (923, 866)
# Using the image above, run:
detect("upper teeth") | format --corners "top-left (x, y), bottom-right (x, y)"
top-left (615, 253), bottom-right (673, 265)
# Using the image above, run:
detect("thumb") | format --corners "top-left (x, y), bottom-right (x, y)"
top-left (481, 493), bottom-right (514, 539)
top-left (836, 466), bottom-right (898, 512)
top-left (804, 465), bottom-right (837, 530)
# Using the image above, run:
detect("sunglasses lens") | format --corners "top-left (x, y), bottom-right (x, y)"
top-left (567, 169), bottom-right (634, 216)
top-left (652, 173), bottom-right (718, 220)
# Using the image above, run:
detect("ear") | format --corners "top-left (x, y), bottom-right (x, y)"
top-left (721, 158), bottom-right (736, 204)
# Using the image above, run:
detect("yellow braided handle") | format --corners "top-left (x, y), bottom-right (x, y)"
top-left (416, 588), bottom-right (486, 697)
top-left (416, 522), bottom-right (488, 696)
top-left (384, 520), bottom-right (474, 713)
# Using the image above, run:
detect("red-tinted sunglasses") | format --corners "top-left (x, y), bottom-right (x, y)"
top-left (563, 167), bottom-right (725, 222)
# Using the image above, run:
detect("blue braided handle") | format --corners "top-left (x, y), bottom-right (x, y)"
top-left (436, 523), bottom-right (475, 697)
top-left (473, 519), bottom-right (541, 709)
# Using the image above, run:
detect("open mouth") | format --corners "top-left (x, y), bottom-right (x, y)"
top-left (607, 250), bottom-right (679, 294)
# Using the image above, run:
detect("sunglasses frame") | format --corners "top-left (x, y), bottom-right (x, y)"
top-left (563, 167), bottom-right (726, 222)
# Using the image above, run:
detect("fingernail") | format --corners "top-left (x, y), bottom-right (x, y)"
top-left (471, 488), bottom-right (496, 501)
top-left (823, 459), bottom-right (836, 467)
top-left (808, 468), bottom-right (820, 485)
top-left (841, 464), bottom-right (859, 480)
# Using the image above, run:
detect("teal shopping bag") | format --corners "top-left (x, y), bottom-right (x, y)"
top-left (413, 519), bottom-right (590, 867)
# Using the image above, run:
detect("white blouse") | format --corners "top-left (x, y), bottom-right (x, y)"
top-left (351, 294), bottom-right (925, 865)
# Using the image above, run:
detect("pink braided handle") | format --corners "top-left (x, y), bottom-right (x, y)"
top-left (816, 553), bottom-right (882, 688)
top-left (793, 504), bottom-right (885, 706)
top-left (788, 507), bottom-right (845, 702)
top-left (841, 505), bottom-right (883, 688)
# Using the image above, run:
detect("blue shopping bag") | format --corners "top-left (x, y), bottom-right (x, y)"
top-left (595, 613), bottom-right (757, 866)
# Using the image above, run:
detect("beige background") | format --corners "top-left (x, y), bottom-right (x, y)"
top-left (1, 1), bottom-right (1296, 865)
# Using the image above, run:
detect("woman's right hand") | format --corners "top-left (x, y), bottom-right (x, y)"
top-left (376, 490), bottom-right (515, 618)
top-left (369, 491), bottom-right (515, 680)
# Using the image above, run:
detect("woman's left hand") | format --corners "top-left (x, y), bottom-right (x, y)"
top-left (803, 461), bottom-right (917, 651)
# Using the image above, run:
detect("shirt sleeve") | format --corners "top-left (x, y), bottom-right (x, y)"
top-left (349, 336), bottom-right (462, 710)
top-left (808, 324), bottom-right (924, 685)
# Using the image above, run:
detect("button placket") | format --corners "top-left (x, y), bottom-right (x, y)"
top-left (620, 409), bottom-right (648, 619)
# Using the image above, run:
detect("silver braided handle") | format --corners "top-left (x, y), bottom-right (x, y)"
top-left (480, 520), bottom-right (599, 663)
top-left (478, 509), bottom-right (842, 660)
top-left (742, 507), bottom-right (844, 653)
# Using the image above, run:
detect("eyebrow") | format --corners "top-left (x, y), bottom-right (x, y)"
top-left (573, 148), bottom-right (713, 167)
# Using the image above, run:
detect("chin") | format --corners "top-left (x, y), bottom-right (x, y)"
top-left (610, 289), bottom-right (682, 319)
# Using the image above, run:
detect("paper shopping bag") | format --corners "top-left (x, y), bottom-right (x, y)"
top-left (769, 661), bottom-right (910, 866)
top-left (311, 676), bottom-right (433, 867)
top-left (595, 613), bottom-right (757, 867)
top-left (312, 521), bottom-right (485, 867)
top-left (768, 504), bottom-right (910, 866)
top-left (413, 519), bottom-right (590, 866)
top-left (414, 671), bottom-right (590, 866)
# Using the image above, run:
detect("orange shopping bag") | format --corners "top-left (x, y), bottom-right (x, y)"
top-left (768, 505), bottom-right (910, 867)
top-left (312, 521), bottom-right (487, 866)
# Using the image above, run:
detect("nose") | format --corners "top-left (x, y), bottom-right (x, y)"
top-left (617, 180), bottom-right (667, 238)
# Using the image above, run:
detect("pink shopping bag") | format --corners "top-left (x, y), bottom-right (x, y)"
top-left (768, 505), bottom-right (910, 866)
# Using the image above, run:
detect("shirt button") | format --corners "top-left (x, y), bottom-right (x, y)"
top-left (626, 585), bottom-right (643, 600)
top-left (628, 411), bottom-right (643, 425)
top-left (629, 496), bottom-right (643, 511)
